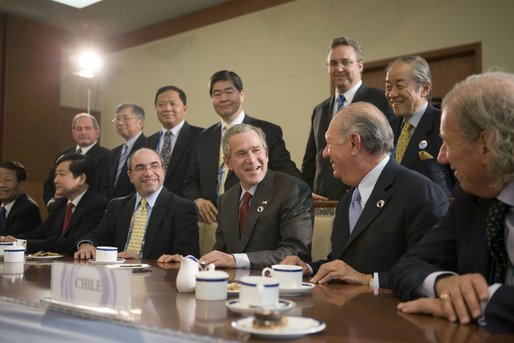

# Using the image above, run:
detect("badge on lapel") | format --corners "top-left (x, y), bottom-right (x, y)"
top-left (257, 200), bottom-right (268, 213)
top-left (418, 140), bottom-right (433, 160)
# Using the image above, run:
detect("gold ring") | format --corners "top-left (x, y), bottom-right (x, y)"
top-left (439, 293), bottom-right (450, 300)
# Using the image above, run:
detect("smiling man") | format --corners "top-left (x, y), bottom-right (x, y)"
top-left (75, 148), bottom-right (199, 260)
top-left (146, 85), bottom-right (203, 197)
top-left (192, 124), bottom-right (312, 270)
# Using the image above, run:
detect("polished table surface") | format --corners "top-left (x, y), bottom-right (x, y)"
top-left (1, 258), bottom-right (513, 342)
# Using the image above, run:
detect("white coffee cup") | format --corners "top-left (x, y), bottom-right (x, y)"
top-left (262, 264), bottom-right (303, 289)
top-left (4, 245), bottom-right (26, 262)
top-left (0, 261), bottom-right (24, 277)
top-left (0, 242), bottom-right (14, 256)
top-left (95, 246), bottom-right (118, 262)
top-left (195, 270), bottom-right (229, 301)
top-left (15, 239), bottom-right (27, 248)
top-left (239, 276), bottom-right (279, 308)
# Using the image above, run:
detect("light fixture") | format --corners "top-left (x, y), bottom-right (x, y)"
top-left (52, 0), bottom-right (103, 10)
top-left (73, 50), bottom-right (103, 114)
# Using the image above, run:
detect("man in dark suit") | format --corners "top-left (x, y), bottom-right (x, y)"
top-left (302, 37), bottom-right (398, 201)
top-left (102, 102), bottom-right (147, 199)
top-left (75, 148), bottom-right (199, 260)
top-left (1, 154), bottom-right (107, 255)
top-left (183, 70), bottom-right (301, 224)
top-left (146, 85), bottom-right (203, 197)
top-left (391, 72), bottom-right (514, 333)
top-left (43, 113), bottom-right (109, 208)
top-left (282, 102), bottom-right (448, 289)
top-left (385, 55), bottom-right (454, 196)
top-left (0, 161), bottom-right (41, 236)
top-left (190, 124), bottom-right (312, 270)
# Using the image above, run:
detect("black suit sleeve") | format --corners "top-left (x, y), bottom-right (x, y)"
top-left (485, 285), bottom-right (514, 333)
top-left (301, 118), bottom-right (317, 188)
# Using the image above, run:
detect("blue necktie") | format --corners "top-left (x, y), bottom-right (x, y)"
top-left (337, 95), bottom-right (346, 112)
top-left (348, 188), bottom-right (362, 233)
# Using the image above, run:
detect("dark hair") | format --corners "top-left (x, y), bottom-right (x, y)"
top-left (154, 85), bottom-right (187, 106)
top-left (0, 161), bottom-right (28, 182)
top-left (329, 36), bottom-right (364, 62)
top-left (209, 70), bottom-right (244, 95)
top-left (55, 154), bottom-right (95, 186)
top-left (116, 102), bottom-right (145, 119)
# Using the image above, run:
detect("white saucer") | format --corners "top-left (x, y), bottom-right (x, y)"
top-left (231, 316), bottom-right (325, 339)
top-left (279, 282), bottom-right (315, 296)
top-left (105, 263), bottom-right (150, 272)
top-left (26, 254), bottom-right (63, 260)
top-left (88, 258), bottom-right (126, 265)
top-left (226, 299), bottom-right (295, 316)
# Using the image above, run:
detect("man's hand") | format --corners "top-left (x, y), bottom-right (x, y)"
top-left (194, 198), bottom-right (218, 224)
top-left (312, 193), bottom-right (329, 201)
top-left (74, 243), bottom-right (96, 260)
top-left (118, 251), bottom-right (140, 259)
top-left (157, 254), bottom-right (182, 263)
top-left (0, 235), bottom-right (16, 242)
top-left (280, 255), bottom-right (309, 275)
top-left (397, 298), bottom-right (447, 318)
top-left (310, 259), bottom-right (371, 285)
top-left (199, 250), bottom-right (235, 268)
top-left (434, 273), bottom-right (489, 324)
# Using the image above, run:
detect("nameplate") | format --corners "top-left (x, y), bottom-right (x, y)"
top-left (50, 262), bottom-right (132, 312)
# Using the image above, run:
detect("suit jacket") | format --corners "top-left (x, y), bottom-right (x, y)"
top-left (399, 104), bottom-right (455, 196)
top-left (146, 122), bottom-right (203, 197)
top-left (390, 185), bottom-right (514, 332)
top-left (18, 188), bottom-right (107, 255)
top-left (80, 187), bottom-right (199, 259)
top-left (43, 143), bottom-right (110, 206)
top-left (301, 84), bottom-right (399, 200)
top-left (102, 133), bottom-right (147, 199)
top-left (309, 159), bottom-right (449, 288)
top-left (1, 193), bottom-right (42, 236)
top-left (215, 170), bottom-right (313, 270)
top-left (183, 114), bottom-right (301, 204)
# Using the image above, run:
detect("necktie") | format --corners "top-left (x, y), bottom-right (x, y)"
top-left (239, 192), bottom-right (252, 236)
top-left (217, 125), bottom-right (231, 196)
top-left (61, 202), bottom-right (75, 235)
top-left (337, 95), bottom-right (346, 112)
top-left (160, 131), bottom-right (172, 173)
top-left (0, 206), bottom-right (6, 231)
top-left (127, 198), bottom-right (148, 255)
top-left (395, 121), bottom-right (412, 162)
top-left (114, 143), bottom-right (129, 187)
top-left (348, 188), bottom-right (362, 233)
top-left (76, 148), bottom-right (83, 155)
top-left (485, 199), bottom-right (508, 283)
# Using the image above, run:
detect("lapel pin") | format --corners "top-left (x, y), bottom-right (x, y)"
top-left (257, 206), bottom-right (264, 213)
top-left (257, 200), bottom-right (268, 213)
top-left (376, 200), bottom-right (385, 208)
top-left (418, 140), bottom-right (428, 150)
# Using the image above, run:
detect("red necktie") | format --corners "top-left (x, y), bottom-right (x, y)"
top-left (61, 202), bottom-right (75, 235)
top-left (239, 192), bottom-right (252, 236)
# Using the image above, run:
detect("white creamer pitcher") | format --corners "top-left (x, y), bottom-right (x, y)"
top-left (176, 255), bottom-right (199, 293)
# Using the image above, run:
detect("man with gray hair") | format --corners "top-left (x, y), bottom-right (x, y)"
top-left (392, 72), bottom-right (514, 332)
top-left (283, 102), bottom-right (448, 289)
top-left (191, 124), bottom-right (312, 270)
top-left (43, 113), bottom-right (110, 207)
top-left (385, 55), bottom-right (454, 195)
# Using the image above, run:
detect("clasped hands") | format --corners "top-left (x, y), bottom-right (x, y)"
top-left (397, 273), bottom-right (489, 325)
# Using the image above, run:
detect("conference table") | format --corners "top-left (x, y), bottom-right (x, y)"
top-left (0, 258), bottom-right (512, 342)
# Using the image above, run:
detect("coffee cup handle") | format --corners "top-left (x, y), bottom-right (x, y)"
top-left (262, 267), bottom-right (272, 277)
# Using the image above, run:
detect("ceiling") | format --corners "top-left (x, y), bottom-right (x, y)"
top-left (0, 0), bottom-right (229, 40)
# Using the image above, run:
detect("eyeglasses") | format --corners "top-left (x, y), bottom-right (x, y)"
top-left (131, 162), bottom-right (162, 173)
top-left (327, 59), bottom-right (357, 68)
top-left (112, 116), bottom-right (136, 124)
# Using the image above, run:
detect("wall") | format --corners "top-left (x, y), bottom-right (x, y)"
top-left (60, 0), bottom-right (514, 166)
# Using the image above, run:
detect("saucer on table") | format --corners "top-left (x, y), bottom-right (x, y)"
top-left (226, 299), bottom-right (295, 316)
top-left (88, 258), bottom-right (126, 265)
top-left (231, 316), bottom-right (325, 339)
top-left (279, 282), bottom-right (315, 296)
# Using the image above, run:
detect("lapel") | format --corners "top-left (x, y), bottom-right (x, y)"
top-left (222, 187), bottom-right (243, 251)
top-left (63, 188), bottom-right (92, 236)
top-left (49, 198), bottom-right (68, 236)
top-left (402, 105), bottom-right (436, 168)
top-left (117, 195), bottom-right (136, 246)
top-left (352, 83), bottom-right (368, 102)
top-left (110, 145), bottom-right (123, 181)
top-left (167, 122), bottom-right (190, 178)
top-left (319, 97), bottom-right (336, 137)
top-left (236, 170), bottom-right (273, 251)
top-left (142, 188), bottom-right (171, 258)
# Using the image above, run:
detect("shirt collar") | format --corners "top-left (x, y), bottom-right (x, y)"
top-left (1, 199), bottom-right (16, 216)
top-left (135, 186), bottom-right (163, 210)
top-left (161, 119), bottom-right (185, 137)
top-left (76, 142), bottom-right (97, 154)
top-left (221, 111), bottom-right (245, 130)
top-left (406, 101), bottom-right (428, 128)
top-left (498, 180), bottom-right (514, 207)
top-left (336, 80), bottom-right (363, 105)
top-left (124, 132), bottom-right (143, 150)
top-left (239, 183), bottom-right (258, 201)
top-left (356, 154), bottom-right (390, 208)
top-left (68, 188), bottom-right (88, 207)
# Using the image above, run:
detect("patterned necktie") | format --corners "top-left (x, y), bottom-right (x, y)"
top-left (395, 121), bottom-right (412, 162)
top-left (61, 202), bottom-right (75, 235)
top-left (337, 95), bottom-right (346, 112)
top-left (239, 192), bottom-right (252, 236)
top-left (217, 125), bottom-right (231, 196)
top-left (348, 188), bottom-right (362, 233)
top-left (127, 198), bottom-right (148, 255)
top-left (160, 131), bottom-right (172, 173)
top-left (0, 206), bottom-right (7, 231)
top-left (114, 143), bottom-right (129, 187)
top-left (485, 199), bottom-right (508, 283)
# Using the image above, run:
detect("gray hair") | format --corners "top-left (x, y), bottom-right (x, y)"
top-left (337, 102), bottom-right (394, 155)
top-left (329, 36), bottom-right (364, 62)
top-left (442, 71), bottom-right (514, 186)
top-left (386, 55), bottom-right (432, 90)
top-left (116, 102), bottom-right (145, 119)
top-left (126, 148), bottom-right (164, 170)
top-left (72, 113), bottom-right (99, 130)
top-left (222, 124), bottom-right (267, 158)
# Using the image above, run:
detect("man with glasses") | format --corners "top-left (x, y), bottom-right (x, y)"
top-left (102, 102), bottom-right (147, 199)
top-left (302, 37), bottom-right (397, 201)
top-left (74, 148), bottom-right (199, 260)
